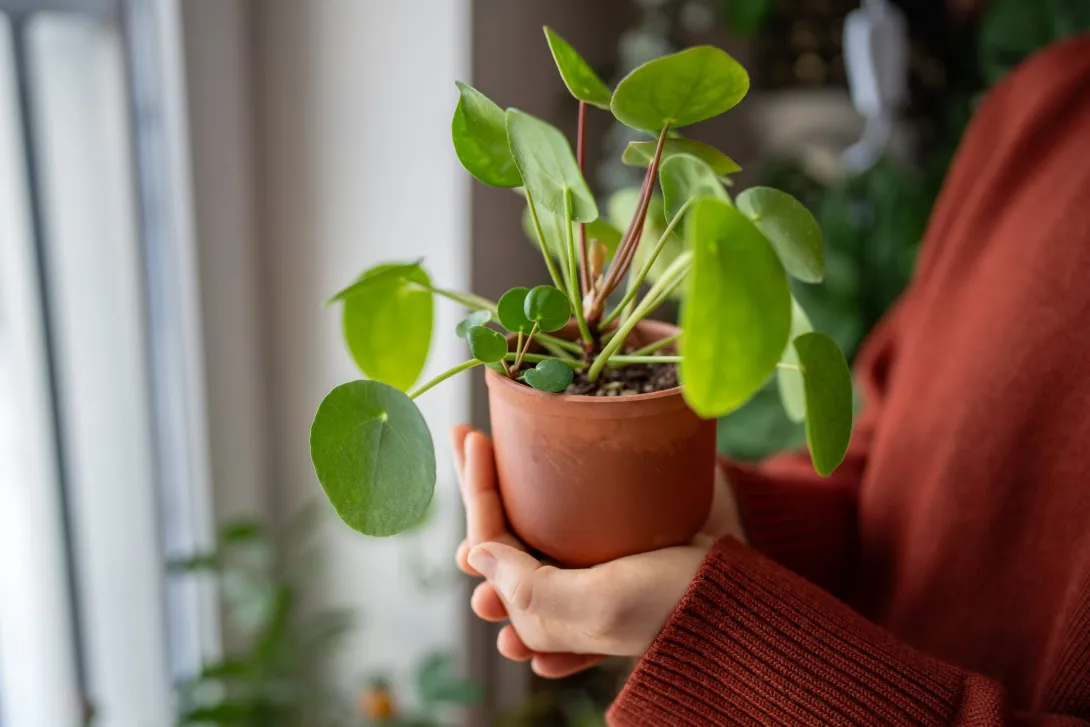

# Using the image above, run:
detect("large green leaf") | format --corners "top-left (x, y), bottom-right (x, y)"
top-left (736, 186), bottom-right (825, 283)
top-left (506, 109), bottom-right (598, 222)
top-left (328, 258), bottom-right (424, 303)
top-left (777, 298), bottom-right (813, 423)
top-left (659, 154), bottom-right (730, 224)
top-left (342, 263), bottom-right (433, 391)
top-left (680, 198), bottom-right (791, 417)
top-left (622, 138), bottom-right (741, 177)
top-left (310, 380), bottom-right (435, 536)
top-left (451, 83), bottom-right (522, 188)
top-left (543, 26), bottom-right (612, 109)
top-left (611, 46), bottom-right (750, 131)
top-left (793, 332), bottom-right (853, 476)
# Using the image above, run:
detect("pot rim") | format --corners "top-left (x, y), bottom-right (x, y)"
top-left (484, 319), bottom-right (698, 418)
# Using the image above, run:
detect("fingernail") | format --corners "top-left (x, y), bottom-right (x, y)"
top-left (468, 547), bottom-right (496, 579)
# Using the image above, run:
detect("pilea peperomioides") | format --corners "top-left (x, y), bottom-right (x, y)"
top-left (310, 28), bottom-right (854, 555)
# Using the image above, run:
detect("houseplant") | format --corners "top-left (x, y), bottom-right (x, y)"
top-left (309, 28), bottom-right (854, 566)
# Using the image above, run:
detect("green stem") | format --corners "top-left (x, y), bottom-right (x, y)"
top-left (537, 333), bottom-right (583, 355)
top-left (607, 355), bottom-right (682, 366)
top-left (409, 283), bottom-right (497, 314)
top-left (629, 332), bottom-right (681, 357)
top-left (586, 252), bottom-right (693, 381)
top-left (776, 363), bottom-right (801, 372)
top-left (564, 191), bottom-right (593, 345)
top-left (600, 199), bottom-right (692, 328)
top-left (409, 359), bottom-right (483, 400)
top-left (526, 190), bottom-right (568, 295)
top-left (512, 322), bottom-right (539, 372)
top-left (506, 352), bottom-right (584, 368)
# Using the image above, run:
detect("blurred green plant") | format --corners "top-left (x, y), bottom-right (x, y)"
top-left (353, 652), bottom-right (482, 727)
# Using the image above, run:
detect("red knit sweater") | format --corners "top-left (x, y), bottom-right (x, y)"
top-left (609, 36), bottom-right (1090, 727)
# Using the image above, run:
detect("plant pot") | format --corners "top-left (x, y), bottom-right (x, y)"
top-left (484, 319), bottom-right (716, 567)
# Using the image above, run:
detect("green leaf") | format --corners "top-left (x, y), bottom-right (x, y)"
top-left (342, 262), bottom-right (433, 391)
top-left (452, 82), bottom-right (522, 187)
top-left (417, 652), bottom-right (484, 707)
top-left (310, 381), bottom-right (435, 536)
top-left (455, 310), bottom-right (492, 338)
top-left (659, 153), bottom-right (730, 224)
top-left (736, 186), bottom-right (825, 283)
top-left (524, 285), bottom-right (571, 332)
top-left (506, 109), bottom-right (598, 222)
top-left (497, 287), bottom-right (533, 333)
top-left (465, 325), bottom-right (508, 363)
top-left (611, 46), bottom-right (750, 131)
top-left (327, 258), bottom-right (424, 304)
top-left (777, 298), bottom-right (813, 423)
top-left (680, 198), bottom-right (791, 417)
top-left (722, 0), bottom-right (776, 36)
top-left (622, 138), bottom-right (741, 177)
top-left (543, 26), bottom-right (612, 109)
top-left (522, 206), bottom-right (623, 263)
top-left (793, 332), bottom-right (853, 476)
top-left (523, 358), bottom-right (574, 393)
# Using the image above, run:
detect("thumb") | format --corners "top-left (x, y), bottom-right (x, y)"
top-left (468, 543), bottom-right (574, 617)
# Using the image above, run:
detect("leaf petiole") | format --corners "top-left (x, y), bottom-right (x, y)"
top-left (409, 359), bottom-right (484, 400)
top-left (526, 190), bottom-right (569, 295)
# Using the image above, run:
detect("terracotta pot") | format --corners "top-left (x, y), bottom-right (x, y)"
top-left (484, 319), bottom-right (716, 567)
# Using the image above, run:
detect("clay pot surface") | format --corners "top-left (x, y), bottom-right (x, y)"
top-left (484, 319), bottom-right (716, 567)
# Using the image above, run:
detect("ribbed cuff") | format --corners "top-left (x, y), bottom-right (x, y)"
top-left (608, 538), bottom-right (964, 727)
top-left (722, 458), bottom-right (857, 594)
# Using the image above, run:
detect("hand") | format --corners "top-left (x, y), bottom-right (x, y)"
top-left (450, 425), bottom-right (745, 678)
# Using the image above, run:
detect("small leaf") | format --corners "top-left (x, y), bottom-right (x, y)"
top-left (524, 285), bottom-right (571, 332)
top-left (622, 138), bottom-right (741, 177)
top-left (523, 358), bottom-right (574, 393)
top-left (680, 198), bottom-right (791, 417)
top-left (452, 82), bottom-right (522, 187)
top-left (611, 46), bottom-right (750, 131)
top-left (543, 26), bottom-right (612, 109)
top-left (455, 310), bottom-right (492, 338)
top-left (342, 263), bottom-right (433, 392)
top-left (497, 287), bottom-right (533, 333)
top-left (660, 154), bottom-right (730, 224)
top-left (310, 381), bottom-right (435, 537)
top-left (736, 186), bottom-right (825, 283)
top-left (793, 332), bottom-right (853, 476)
top-left (506, 108), bottom-right (598, 222)
top-left (777, 298), bottom-right (813, 423)
top-left (465, 325), bottom-right (508, 363)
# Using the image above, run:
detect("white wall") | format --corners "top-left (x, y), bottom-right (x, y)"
top-left (252, 0), bottom-right (472, 693)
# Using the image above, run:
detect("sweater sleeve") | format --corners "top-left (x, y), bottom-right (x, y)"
top-left (608, 538), bottom-right (1090, 727)
top-left (721, 295), bottom-right (904, 597)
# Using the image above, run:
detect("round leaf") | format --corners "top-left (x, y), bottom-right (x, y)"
top-left (465, 325), bottom-right (508, 363)
top-left (736, 186), bottom-right (825, 283)
top-left (524, 285), bottom-right (571, 332)
top-left (611, 46), bottom-right (750, 131)
top-left (455, 310), bottom-right (492, 338)
top-left (777, 298), bottom-right (813, 423)
top-left (660, 154), bottom-right (730, 224)
top-left (622, 138), bottom-right (741, 177)
top-left (310, 380), bottom-right (435, 536)
top-left (793, 332), bottom-right (853, 476)
top-left (506, 109), bottom-right (598, 222)
top-left (522, 358), bottom-right (574, 393)
top-left (680, 198), bottom-right (791, 418)
top-left (343, 263), bottom-right (433, 392)
top-left (452, 82), bottom-right (522, 188)
top-left (543, 26), bottom-right (612, 109)
top-left (497, 287), bottom-right (533, 333)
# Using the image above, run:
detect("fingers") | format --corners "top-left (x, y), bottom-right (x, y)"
top-left (701, 464), bottom-right (746, 543)
top-left (497, 625), bottom-right (534, 662)
top-left (453, 431), bottom-right (509, 546)
top-left (449, 424), bottom-right (475, 479)
top-left (530, 653), bottom-right (606, 679)
top-left (470, 581), bottom-right (508, 622)
top-left (468, 543), bottom-right (586, 622)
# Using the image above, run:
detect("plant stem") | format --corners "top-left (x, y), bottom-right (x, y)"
top-left (506, 352), bottom-right (585, 368)
top-left (629, 332), bottom-right (681, 357)
top-left (525, 190), bottom-right (569, 295)
top-left (600, 198), bottom-right (692, 328)
top-left (512, 322), bottom-right (539, 373)
top-left (537, 333), bottom-right (583, 355)
top-left (607, 355), bottom-right (682, 366)
top-left (409, 359), bottom-right (483, 400)
top-left (576, 100), bottom-right (590, 297)
top-left (410, 283), bottom-right (497, 314)
top-left (586, 252), bottom-right (692, 381)
top-left (565, 191), bottom-right (593, 345)
top-left (777, 363), bottom-right (801, 372)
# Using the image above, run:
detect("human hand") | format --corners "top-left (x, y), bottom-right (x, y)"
top-left (450, 425), bottom-right (745, 678)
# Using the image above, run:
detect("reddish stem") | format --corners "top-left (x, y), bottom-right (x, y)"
top-left (598, 123), bottom-right (671, 300)
top-left (576, 101), bottom-right (590, 297)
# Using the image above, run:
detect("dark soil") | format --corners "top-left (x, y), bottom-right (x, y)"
top-left (566, 356), bottom-right (678, 397)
